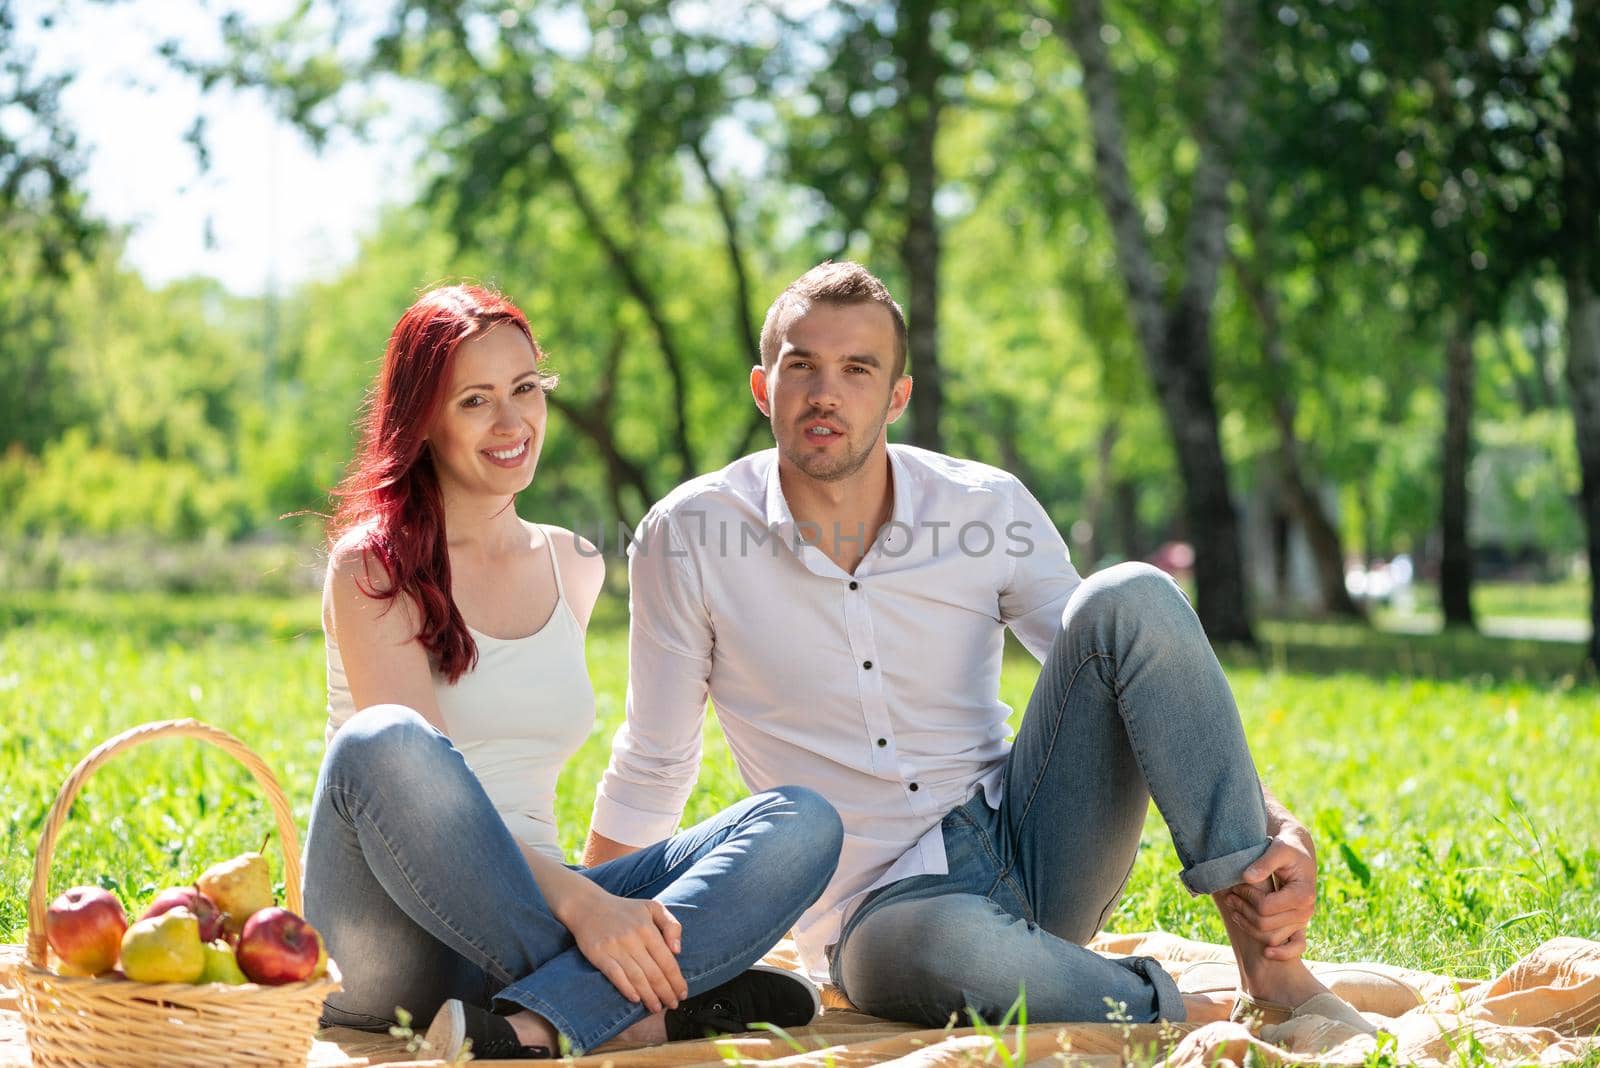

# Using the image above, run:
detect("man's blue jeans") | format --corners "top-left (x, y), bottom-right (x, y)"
top-left (302, 705), bottom-right (843, 1054)
top-left (831, 563), bottom-right (1272, 1026)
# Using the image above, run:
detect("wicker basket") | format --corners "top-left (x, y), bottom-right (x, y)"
top-left (17, 718), bottom-right (342, 1068)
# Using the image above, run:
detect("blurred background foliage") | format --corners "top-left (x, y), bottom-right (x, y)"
top-left (1, 0), bottom-right (1595, 667)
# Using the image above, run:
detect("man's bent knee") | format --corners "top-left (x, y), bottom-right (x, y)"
top-left (1060, 561), bottom-right (1193, 636)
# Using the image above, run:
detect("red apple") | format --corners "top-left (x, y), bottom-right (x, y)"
top-left (141, 886), bottom-right (225, 943)
top-left (45, 886), bottom-right (128, 975)
top-left (235, 907), bottom-right (321, 984)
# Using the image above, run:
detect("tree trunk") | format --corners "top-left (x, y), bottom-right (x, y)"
top-left (1114, 478), bottom-right (1142, 562)
top-left (1283, 473), bottom-right (1363, 618)
top-left (1566, 269), bottom-right (1600, 671)
top-left (1235, 196), bottom-right (1365, 619)
top-left (545, 330), bottom-right (658, 528)
top-left (1080, 417), bottom-right (1119, 570)
top-left (1439, 302), bottom-right (1477, 629)
top-left (1159, 298), bottom-right (1256, 641)
top-left (1060, 0), bottom-right (1256, 643)
top-left (899, 0), bottom-right (944, 452)
top-left (1560, 2), bottom-right (1600, 673)
top-left (547, 393), bottom-right (657, 527)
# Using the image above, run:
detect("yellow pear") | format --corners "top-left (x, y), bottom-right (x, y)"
top-left (197, 939), bottom-right (249, 985)
top-left (312, 934), bottom-right (329, 979)
top-left (197, 852), bottom-right (274, 935)
top-left (121, 909), bottom-right (205, 983)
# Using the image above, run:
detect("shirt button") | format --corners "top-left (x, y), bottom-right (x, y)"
top-left (863, 660), bottom-right (873, 670)
top-left (876, 737), bottom-right (887, 747)
top-left (849, 580), bottom-right (859, 590)
top-left (909, 782), bottom-right (920, 792)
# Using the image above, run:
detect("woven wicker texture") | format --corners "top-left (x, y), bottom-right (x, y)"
top-left (18, 718), bottom-right (340, 1067)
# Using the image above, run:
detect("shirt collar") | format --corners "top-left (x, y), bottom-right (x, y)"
top-left (762, 451), bottom-right (796, 540)
top-left (761, 444), bottom-right (917, 557)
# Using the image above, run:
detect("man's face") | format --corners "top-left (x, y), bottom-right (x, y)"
top-left (750, 301), bottom-right (911, 484)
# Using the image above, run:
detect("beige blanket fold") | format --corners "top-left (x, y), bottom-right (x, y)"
top-left (5, 934), bottom-right (1598, 1066)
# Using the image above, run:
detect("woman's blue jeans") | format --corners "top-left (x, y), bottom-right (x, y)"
top-left (302, 705), bottom-right (843, 1054)
top-left (831, 563), bottom-right (1273, 1027)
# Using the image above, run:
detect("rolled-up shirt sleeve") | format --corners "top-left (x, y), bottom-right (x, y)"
top-left (591, 508), bottom-right (713, 847)
top-left (999, 477), bottom-right (1081, 662)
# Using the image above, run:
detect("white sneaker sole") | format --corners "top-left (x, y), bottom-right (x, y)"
top-left (423, 998), bottom-right (468, 1059)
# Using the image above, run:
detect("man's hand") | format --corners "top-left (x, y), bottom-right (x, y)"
top-left (1224, 825), bottom-right (1317, 960)
top-left (560, 882), bottom-right (687, 1013)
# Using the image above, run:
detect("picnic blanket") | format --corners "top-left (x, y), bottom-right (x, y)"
top-left (5, 931), bottom-right (1598, 1066)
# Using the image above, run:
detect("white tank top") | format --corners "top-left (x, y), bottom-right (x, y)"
top-left (323, 525), bottom-right (598, 862)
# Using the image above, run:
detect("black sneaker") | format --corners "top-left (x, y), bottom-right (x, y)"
top-left (423, 998), bottom-right (554, 1061)
top-left (665, 965), bottom-right (821, 1041)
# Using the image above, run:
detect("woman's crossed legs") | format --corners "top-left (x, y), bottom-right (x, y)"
top-left (303, 705), bottom-right (841, 1054)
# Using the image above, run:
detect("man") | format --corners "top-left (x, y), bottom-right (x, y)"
top-left (584, 262), bottom-right (1370, 1031)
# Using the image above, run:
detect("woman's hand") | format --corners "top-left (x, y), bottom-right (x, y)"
top-left (559, 881), bottom-right (687, 1013)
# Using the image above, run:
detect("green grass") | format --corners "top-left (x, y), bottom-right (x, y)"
top-left (1385, 578), bottom-right (1593, 622)
top-left (1472, 578), bottom-right (1591, 620)
top-left (2, 590), bottom-right (1596, 993)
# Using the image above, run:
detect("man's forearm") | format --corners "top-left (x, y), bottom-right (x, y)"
top-left (582, 829), bottom-right (643, 868)
top-left (1262, 784), bottom-right (1313, 847)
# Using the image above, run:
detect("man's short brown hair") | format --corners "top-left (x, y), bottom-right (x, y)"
top-left (758, 261), bottom-right (909, 376)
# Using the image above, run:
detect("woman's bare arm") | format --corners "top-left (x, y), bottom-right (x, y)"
top-left (326, 540), bottom-right (447, 730)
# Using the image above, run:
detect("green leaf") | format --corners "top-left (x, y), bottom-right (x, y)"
top-left (1339, 840), bottom-right (1373, 889)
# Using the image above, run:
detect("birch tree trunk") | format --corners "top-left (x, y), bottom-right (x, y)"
top-left (1059, 0), bottom-right (1256, 642)
top-left (899, 0), bottom-right (944, 452)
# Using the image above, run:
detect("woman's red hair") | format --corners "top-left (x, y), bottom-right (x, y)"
top-left (330, 284), bottom-right (542, 683)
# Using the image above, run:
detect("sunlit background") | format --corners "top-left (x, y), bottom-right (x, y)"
top-left (3, 0), bottom-right (1595, 665)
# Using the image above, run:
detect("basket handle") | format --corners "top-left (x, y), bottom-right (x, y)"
top-left (27, 718), bottom-right (305, 969)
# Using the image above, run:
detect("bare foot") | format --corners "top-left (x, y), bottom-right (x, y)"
top-left (1181, 991), bottom-right (1234, 1024)
top-left (507, 1010), bottom-right (562, 1050)
top-left (1211, 890), bottom-right (1328, 1008)
top-left (614, 1012), bottom-right (668, 1045)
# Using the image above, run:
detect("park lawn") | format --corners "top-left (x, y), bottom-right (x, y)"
top-left (1385, 578), bottom-right (1594, 622)
top-left (1, 589), bottom-right (1596, 987)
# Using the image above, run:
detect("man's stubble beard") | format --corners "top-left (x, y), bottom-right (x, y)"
top-left (777, 404), bottom-right (893, 484)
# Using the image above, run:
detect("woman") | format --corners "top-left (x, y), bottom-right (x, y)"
top-left (302, 285), bottom-right (844, 1060)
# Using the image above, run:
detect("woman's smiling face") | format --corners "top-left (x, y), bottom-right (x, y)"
top-left (427, 322), bottom-right (552, 500)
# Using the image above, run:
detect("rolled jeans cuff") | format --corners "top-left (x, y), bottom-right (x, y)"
top-left (1179, 837), bottom-right (1273, 896)
top-left (1125, 955), bottom-right (1186, 1022)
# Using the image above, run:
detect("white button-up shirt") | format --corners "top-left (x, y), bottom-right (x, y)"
top-left (591, 445), bottom-right (1081, 978)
